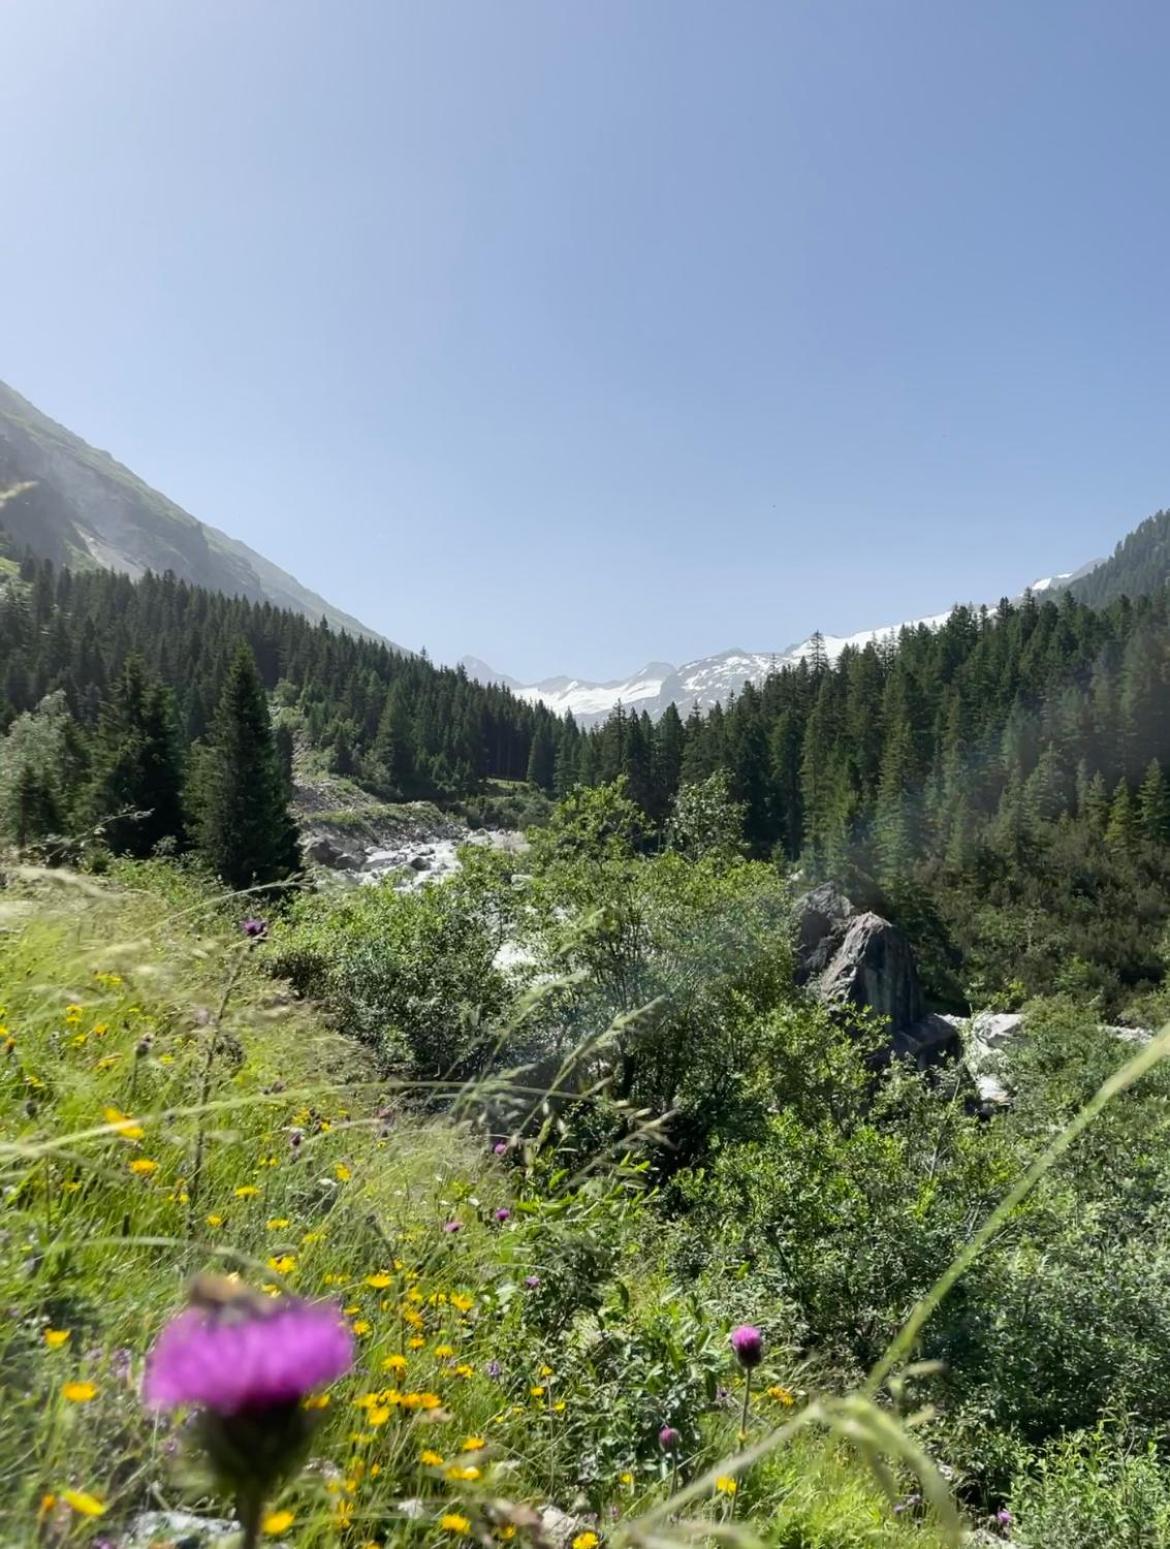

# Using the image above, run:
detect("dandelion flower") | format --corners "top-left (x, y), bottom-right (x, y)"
top-left (268, 1256), bottom-right (297, 1276)
top-left (382, 1354), bottom-right (408, 1374)
top-left (266, 1218), bottom-right (291, 1231)
top-left (351, 1319), bottom-right (371, 1336)
top-left (103, 1106), bottom-right (144, 1141)
top-left (365, 1273), bottom-right (392, 1289)
top-left (234, 1185), bottom-right (260, 1199)
top-left (420, 1449), bottom-right (445, 1467)
top-left (44, 1329), bottom-right (71, 1350)
top-left (334, 1163), bottom-right (352, 1182)
top-left (263, 1509), bottom-right (295, 1534)
top-left (206, 1214), bottom-right (224, 1228)
top-left (446, 1465), bottom-right (482, 1482)
top-left (62, 1381), bottom-right (98, 1403)
top-left (572, 1535), bottom-right (599, 1549)
top-left (129, 1158), bottom-right (159, 1176)
top-left (61, 1490), bottom-right (106, 1517)
top-left (434, 1344), bottom-right (455, 1359)
top-left (461, 1435), bottom-right (486, 1452)
top-left (441, 1514), bottom-right (471, 1534)
top-left (767, 1384), bottom-right (795, 1406)
top-left (715, 1476), bottom-right (738, 1497)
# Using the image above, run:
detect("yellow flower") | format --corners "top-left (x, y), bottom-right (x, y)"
top-left (206, 1213), bottom-right (224, 1227)
top-left (267, 1255), bottom-right (297, 1275)
top-left (553, 1400), bottom-right (566, 1413)
top-left (402, 1306), bottom-right (424, 1327)
top-left (39, 1494), bottom-right (56, 1517)
top-left (420, 1449), bottom-right (445, 1466)
top-left (103, 1106), bottom-right (143, 1141)
top-left (43, 1329), bottom-right (71, 1349)
top-left (263, 1510), bottom-right (295, 1535)
top-left (366, 1272), bottom-right (392, 1288)
top-left (95, 1053), bottom-right (121, 1070)
top-left (234, 1184), bottom-right (260, 1198)
top-left (715, 1476), bottom-right (738, 1497)
top-left (620, 1471), bottom-right (635, 1486)
top-left (446, 1465), bottom-right (482, 1482)
top-left (408, 1336), bottom-right (426, 1349)
top-left (419, 1392), bottom-right (441, 1409)
top-left (499, 1527), bottom-right (517, 1542)
top-left (441, 1514), bottom-right (471, 1534)
top-left (333, 1501), bottom-right (354, 1528)
top-left (539, 1364), bottom-right (555, 1377)
top-left (572, 1536), bottom-right (599, 1549)
top-left (461, 1435), bottom-right (486, 1452)
top-left (530, 1385), bottom-right (545, 1398)
top-left (454, 1362), bottom-right (474, 1378)
top-left (129, 1158), bottom-right (158, 1175)
top-left (302, 1230), bottom-right (324, 1245)
top-left (61, 1490), bottom-right (106, 1518)
top-left (351, 1318), bottom-right (371, 1336)
top-left (368, 1405), bottom-right (392, 1426)
top-left (434, 1343), bottom-right (456, 1359)
top-left (335, 1162), bottom-right (352, 1182)
top-left (303, 1393), bottom-right (331, 1410)
top-left (382, 1354), bottom-right (408, 1374)
top-left (62, 1381), bottom-right (98, 1403)
top-left (767, 1384), bottom-right (796, 1406)
top-left (64, 1004), bottom-right (83, 1025)
top-left (450, 1292), bottom-right (475, 1312)
top-left (266, 1217), bottom-right (291, 1230)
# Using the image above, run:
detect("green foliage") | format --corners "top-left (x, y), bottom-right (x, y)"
top-left (87, 655), bottom-right (186, 857)
top-left (190, 643), bottom-right (300, 890)
top-left (1009, 1427), bottom-right (1170, 1548)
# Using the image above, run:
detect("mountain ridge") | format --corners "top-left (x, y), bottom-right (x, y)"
top-left (0, 379), bottom-right (395, 647)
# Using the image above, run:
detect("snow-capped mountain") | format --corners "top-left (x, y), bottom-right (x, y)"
top-left (462, 561), bottom-right (1102, 725)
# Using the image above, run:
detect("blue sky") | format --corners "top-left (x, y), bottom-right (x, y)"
top-left (3, 2), bottom-right (1169, 680)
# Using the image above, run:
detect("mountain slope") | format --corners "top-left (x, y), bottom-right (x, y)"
top-left (0, 379), bottom-right (392, 644)
top-left (1069, 509), bottom-right (1170, 611)
top-left (467, 563), bottom-right (1103, 725)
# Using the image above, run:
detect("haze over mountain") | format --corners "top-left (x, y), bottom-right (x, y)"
top-left (463, 562), bottom-right (1104, 724)
top-left (0, 380), bottom-right (392, 646)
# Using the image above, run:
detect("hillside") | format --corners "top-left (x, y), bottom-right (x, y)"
top-left (1070, 508), bottom-right (1170, 611)
top-left (0, 380), bottom-right (392, 645)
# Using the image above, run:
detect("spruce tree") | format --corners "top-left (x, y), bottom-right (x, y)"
top-left (88, 656), bottom-right (186, 857)
top-left (191, 643), bottom-right (300, 890)
top-left (1105, 780), bottom-right (1139, 855)
top-left (526, 718), bottom-right (557, 792)
top-left (1139, 759), bottom-right (1170, 845)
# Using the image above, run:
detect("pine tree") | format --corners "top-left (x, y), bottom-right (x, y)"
top-left (1105, 780), bottom-right (1139, 855)
top-left (191, 643), bottom-right (300, 889)
top-left (1139, 759), bottom-right (1170, 846)
top-left (526, 718), bottom-right (557, 792)
top-left (372, 686), bottom-right (417, 798)
top-left (88, 656), bottom-right (186, 857)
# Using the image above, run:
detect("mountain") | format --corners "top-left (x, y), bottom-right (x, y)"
top-left (466, 562), bottom-right (1104, 725)
top-left (0, 379), bottom-right (391, 644)
top-left (1068, 509), bottom-right (1170, 611)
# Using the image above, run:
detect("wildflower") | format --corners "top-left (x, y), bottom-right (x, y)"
top-left (303, 1394), bottom-right (330, 1410)
top-left (461, 1435), bottom-right (486, 1452)
top-left (234, 1185), bottom-right (260, 1199)
top-left (493, 1141), bottom-right (508, 1155)
top-left (129, 1158), bottom-right (159, 1176)
top-left (351, 1319), bottom-right (371, 1336)
top-left (365, 1273), bottom-right (392, 1289)
top-left (573, 1535), bottom-right (599, 1549)
top-left (368, 1405), bottom-right (392, 1426)
top-left (441, 1514), bottom-right (472, 1534)
top-left (382, 1354), bottom-right (407, 1374)
top-left (442, 1219), bottom-right (462, 1234)
top-left (450, 1292), bottom-right (475, 1312)
top-left (263, 1510), bottom-right (296, 1535)
top-left (767, 1384), bottom-right (796, 1406)
top-left (241, 917), bottom-right (269, 939)
top-left (334, 1163), bottom-right (352, 1182)
top-left (267, 1218), bottom-right (291, 1230)
top-left (408, 1336), bottom-right (426, 1349)
top-left (65, 1004), bottom-right (83, 1025)
top-left (61, 1490), bottom-right (106, 1517)
top-left (494, 1207), bottom-right (511, 1223)
top-left (715, 1476), bottom-right (738, 1497)
top-left (44, 1329), bottom-right (71, 1350)
top-left (447, 1465), bottom-right (482, 1482)
top-left (996, 1509), bottom-right (1013, 1528)
top-left (103, 1106), bottom-right (144, 1141)
top-left (729, 1325), bottom-right (763, 1369)
top-left (206, 1214), bottom-right (224, 1228)
top-left (268, 1256), bottom-right (297, 1276)
top-left (530, 1385), bottom-right (545, 1398)
top-left (658, 1425), bottom-right (681, 1451)
top-left (524, 1275), bottom-right (541, 1290)
top-left (434, 1344), bottom-right (455, 1359)
top-left (454, 1363), bottom-right (474, 1378)
top-left (486, 1360), bottom-right (502, 1380)
top-left (420, 1449), bottom-right (445, 1467)
top-left (145, 1293), bottom-right (352, 1414)
top-left (62, 1381), bottom-right (98, 1403)
top-left (619, 1472), bottom-right (635, 1487)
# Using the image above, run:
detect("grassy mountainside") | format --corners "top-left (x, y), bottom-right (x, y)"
top-left (0, 380), bottom-right (394, 645)
top-left (1069, 508), bottom-right (1170, 610)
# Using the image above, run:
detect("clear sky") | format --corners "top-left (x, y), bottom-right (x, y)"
top-left (3, 2), bottom-right (1169, 681)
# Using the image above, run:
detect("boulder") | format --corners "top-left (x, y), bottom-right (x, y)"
top-left (818, 911), bottom-right (924, 1032)
top-left (303, 834), bottom-right (362, 871)
top-left (793, 882), bottom-right (856, 980)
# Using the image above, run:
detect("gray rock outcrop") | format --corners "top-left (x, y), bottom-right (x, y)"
top-left (819, 911), bottom-right (925, 1031)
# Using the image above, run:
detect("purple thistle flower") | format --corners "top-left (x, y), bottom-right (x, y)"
top-left (524, 1274), bottom-right (541, 1289)
top-left (240, 917), bottom-right (269, 940)
top-left (486, 1359), bottom-right (502, 1380)
top-left (493, 1140), bottom-right (508, 1156)
top-left (729, 1323), bottom-right (764, 1369)
top-left (144, 1298), bottom-right (353, 1414)
top-left (996, 1509), bottom-right (1013, 1528)
top-left (658, 1425), bottom-right (681, 1451)
top-left (494, 1207), bottom-right (511, 1223)
top-left (442, 1219), bottom-right (463, 1234)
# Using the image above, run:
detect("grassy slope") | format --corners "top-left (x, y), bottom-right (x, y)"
top-left (0, 863), bottom-right (950, 1547)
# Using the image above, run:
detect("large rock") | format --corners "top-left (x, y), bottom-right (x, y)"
top-left (818, 911), bottom-right (924, 1032)
top-left (793, 882), bottom-right (857, 979)
top-left (303, 834), bottom-right (362, 871)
